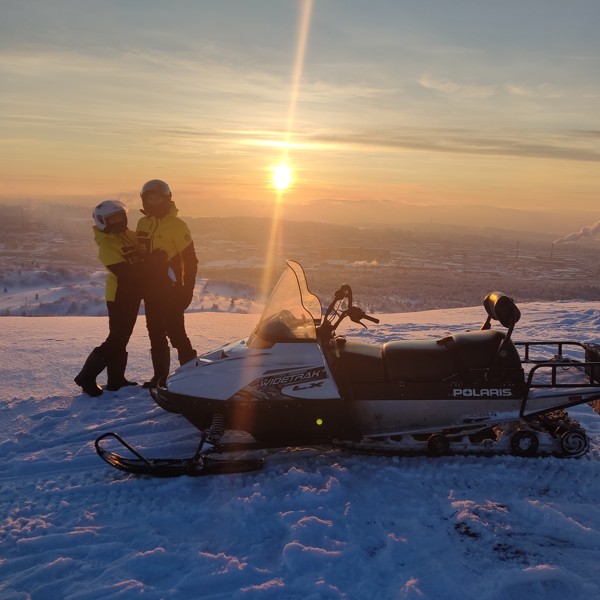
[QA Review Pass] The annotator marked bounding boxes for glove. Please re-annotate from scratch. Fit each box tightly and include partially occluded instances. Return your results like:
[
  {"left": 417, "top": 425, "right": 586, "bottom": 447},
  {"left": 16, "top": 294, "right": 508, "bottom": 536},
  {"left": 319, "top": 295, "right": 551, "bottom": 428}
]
[
  {"left": 178, "top": 265, "right": 196, "bottom": 310},
  {"left": 145, "top": 249, "right": 168, "bottom": 272},
  {"left": 177, "top": 284, "right": 194, "bottom": 311}
]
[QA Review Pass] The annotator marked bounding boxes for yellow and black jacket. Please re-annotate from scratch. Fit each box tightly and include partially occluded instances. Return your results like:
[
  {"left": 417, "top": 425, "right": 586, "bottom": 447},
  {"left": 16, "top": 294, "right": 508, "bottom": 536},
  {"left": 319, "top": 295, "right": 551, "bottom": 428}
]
[
  {"left": 136, "top": 205, "right": 198, "bottom": 301},
  {"left": 93, "top": 227, "right": 142, "bottom": 302}
]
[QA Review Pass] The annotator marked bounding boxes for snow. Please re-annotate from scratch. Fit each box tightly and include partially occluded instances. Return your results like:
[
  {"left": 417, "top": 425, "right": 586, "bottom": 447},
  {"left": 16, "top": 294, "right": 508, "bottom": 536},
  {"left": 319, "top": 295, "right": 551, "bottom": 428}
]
[
  {"left": 0, "top": 272, "right": 261, "bottom": 317},
  {"left": 2, "top": 301, "right": 600, "bottom": 600}
]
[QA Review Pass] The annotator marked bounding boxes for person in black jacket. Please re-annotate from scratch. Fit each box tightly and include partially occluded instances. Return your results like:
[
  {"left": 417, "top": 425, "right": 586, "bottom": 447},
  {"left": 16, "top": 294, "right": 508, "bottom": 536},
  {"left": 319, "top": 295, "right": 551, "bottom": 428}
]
[
  {"left": 136, "top": 179, "right": 198, "bottom": 388},
  {"left": 74, "top": 200, "right": 142, "bottom": 396}
]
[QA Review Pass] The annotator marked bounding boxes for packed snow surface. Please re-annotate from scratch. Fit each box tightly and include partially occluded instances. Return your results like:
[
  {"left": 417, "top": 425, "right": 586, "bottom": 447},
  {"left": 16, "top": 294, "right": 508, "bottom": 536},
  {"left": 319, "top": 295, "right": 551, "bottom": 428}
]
[{"left": 2, "top": 301, "right": 600, "bottom": 599}]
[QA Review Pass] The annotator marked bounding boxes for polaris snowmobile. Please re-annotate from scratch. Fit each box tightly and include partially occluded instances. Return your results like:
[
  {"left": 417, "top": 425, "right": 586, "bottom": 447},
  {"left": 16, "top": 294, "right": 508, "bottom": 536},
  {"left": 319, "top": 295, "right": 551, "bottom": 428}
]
[{"left": 96, "top": 260, "right": 600, "bottom": 476}]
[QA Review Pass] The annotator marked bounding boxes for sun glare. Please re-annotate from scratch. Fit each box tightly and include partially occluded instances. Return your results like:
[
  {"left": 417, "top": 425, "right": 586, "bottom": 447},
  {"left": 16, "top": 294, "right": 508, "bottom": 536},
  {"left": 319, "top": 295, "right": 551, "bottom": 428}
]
[{"left": 272, "top": 163, "right": 293, "bottom": 191}]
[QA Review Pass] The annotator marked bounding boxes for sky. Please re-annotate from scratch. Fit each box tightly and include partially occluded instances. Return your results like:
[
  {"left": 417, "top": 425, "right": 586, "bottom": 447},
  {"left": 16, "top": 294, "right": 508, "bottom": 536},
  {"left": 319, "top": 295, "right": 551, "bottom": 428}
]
[{"left": 1, "top": 0, "right": 600, "bottom": 230}]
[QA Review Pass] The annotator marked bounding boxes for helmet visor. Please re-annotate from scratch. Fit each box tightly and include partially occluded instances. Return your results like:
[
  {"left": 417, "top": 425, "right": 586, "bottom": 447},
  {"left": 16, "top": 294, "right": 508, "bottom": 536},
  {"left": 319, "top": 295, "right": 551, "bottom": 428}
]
[
  {"left": 104, "top": 211, "right": 127, "bottom": 226},
  {"left": 143, "top": 191, "right": 169, "bottom": 206}
]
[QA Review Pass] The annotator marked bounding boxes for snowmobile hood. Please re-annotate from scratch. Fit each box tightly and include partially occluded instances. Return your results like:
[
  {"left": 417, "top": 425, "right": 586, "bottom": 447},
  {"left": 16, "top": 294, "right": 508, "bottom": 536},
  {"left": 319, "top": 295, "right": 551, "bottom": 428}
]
[{"left": 165, "top": 339, "right": 338, "bottom": 401}]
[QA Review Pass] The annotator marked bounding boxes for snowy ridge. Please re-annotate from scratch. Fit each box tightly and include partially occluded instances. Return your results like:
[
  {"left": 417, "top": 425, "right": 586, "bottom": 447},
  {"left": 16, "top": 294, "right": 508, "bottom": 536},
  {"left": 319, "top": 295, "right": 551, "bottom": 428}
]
[
  {"left": 1, "top": 301, "right": 600, "bottom": 599},
  {"left": 0, "top": 274, "right": 261, "bottom": 317}
]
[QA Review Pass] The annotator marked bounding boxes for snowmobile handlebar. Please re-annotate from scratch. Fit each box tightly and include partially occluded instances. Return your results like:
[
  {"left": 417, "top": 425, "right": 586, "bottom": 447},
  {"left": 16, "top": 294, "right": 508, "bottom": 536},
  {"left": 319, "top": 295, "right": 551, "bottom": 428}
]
[
  {"left": 322, "top": 284, "right": 379, "bottom": 332},
  {"left": 346, "top": 305, "right": 380, "bottom": 326},
  {"left": 323, "top": 284, "right": 352, "bottom": 320},
  {"left": 363, "top": 314, "right": 380, "bottom": 325}
]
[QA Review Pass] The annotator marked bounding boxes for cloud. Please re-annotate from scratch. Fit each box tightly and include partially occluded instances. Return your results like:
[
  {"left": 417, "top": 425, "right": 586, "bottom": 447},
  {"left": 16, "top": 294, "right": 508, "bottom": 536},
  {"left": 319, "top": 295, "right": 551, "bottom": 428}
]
[
  {"left": 505, "top": 83, "right": 563, "bottom": 98},
  {"left": 303, "top": 127, "right": 600, "bottom": 163},
  {"left": 506, "top": 84, "right": 534, "bottom": 97},
  {"left": 418, "top": 75, "right": 495, "bottom": 99}
]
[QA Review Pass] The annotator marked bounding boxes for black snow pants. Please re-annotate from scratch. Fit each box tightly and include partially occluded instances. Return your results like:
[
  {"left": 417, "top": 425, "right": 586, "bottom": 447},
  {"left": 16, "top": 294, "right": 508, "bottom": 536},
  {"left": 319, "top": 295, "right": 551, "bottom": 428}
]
[{"left": 98, "top": 288, "right": 141, "bottom": 357}]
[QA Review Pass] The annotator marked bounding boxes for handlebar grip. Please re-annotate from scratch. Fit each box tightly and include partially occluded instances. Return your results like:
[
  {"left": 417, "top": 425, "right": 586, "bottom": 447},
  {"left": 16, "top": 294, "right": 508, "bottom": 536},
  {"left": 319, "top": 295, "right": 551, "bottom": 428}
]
[{"left": 364, "top": 315, "right": 379, "bottom": 324}]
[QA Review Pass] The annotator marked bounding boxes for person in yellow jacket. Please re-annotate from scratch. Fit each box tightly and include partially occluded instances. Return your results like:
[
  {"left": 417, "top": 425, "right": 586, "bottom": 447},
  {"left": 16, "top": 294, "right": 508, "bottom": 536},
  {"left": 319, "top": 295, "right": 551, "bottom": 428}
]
[
  {"left": 74, "top": 200, "right": 143, "bottom": 396},
  {"left": 137, "top": 179, "right": 198, "bottom": 388}
]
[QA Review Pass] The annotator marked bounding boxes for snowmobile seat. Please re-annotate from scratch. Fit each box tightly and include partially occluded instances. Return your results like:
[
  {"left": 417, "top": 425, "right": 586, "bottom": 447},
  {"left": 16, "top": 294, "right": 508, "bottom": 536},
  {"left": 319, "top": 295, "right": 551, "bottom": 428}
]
[
  {"left": 382, "top": 339, "right": 456, "bottom": 382},
  {"left": 333, "top": 339, "right": 386, "bottom": 382},
  {"left": 382, "top": 330, "right": 522, "bottom": 383}
]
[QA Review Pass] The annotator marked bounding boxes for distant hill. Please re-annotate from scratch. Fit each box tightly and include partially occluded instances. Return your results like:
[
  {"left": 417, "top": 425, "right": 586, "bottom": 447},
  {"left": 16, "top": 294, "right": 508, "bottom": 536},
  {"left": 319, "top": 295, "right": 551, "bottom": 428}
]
[{"left": 3, "top": 197, "right": 598, "bottom": 238}]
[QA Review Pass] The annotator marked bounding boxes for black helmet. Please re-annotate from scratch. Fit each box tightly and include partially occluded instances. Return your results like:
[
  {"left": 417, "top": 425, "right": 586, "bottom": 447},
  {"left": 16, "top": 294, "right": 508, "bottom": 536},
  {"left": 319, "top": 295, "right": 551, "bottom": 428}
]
[
  {"left": 140, "top": 179, "right": 173, "bottom": 217},
  {"left": 140, "top": 179, "right": 172, "bottom": 200}
]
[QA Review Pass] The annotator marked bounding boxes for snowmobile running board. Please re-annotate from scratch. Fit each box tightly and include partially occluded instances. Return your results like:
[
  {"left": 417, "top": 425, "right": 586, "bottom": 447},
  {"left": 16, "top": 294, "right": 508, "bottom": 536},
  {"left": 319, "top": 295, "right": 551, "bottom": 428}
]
[
  {"left": 95, "top": 407, "right": 591, "bottom": 478},
  {"left": 94, "top": 432, "right": 265, "bottom": 477}
]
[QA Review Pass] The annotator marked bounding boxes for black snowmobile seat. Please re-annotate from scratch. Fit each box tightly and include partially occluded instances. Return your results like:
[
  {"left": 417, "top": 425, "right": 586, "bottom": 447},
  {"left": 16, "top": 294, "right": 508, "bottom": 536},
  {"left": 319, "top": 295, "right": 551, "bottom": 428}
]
[
  {"left": 333, "top": 339, "right": 386, "bottom": 382},
  {"left": 382, "top": 338, "right": 457, "bottom": 382},
  {"left": 382, "top": 330, "right": 521, "bottom": 383}
]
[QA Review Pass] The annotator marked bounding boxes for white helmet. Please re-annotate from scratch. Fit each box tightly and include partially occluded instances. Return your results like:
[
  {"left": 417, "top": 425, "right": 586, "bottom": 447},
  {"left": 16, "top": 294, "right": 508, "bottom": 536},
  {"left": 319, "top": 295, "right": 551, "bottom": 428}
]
[{"left": 93, "top": 199, "right": 128, "bottom": 232}]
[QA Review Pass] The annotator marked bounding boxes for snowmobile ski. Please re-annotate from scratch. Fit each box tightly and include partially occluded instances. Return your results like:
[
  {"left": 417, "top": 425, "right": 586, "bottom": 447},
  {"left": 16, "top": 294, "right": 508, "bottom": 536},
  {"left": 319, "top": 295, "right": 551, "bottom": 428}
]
[{"left": 94, "top": 432, "right": 264, "bottom": 477}]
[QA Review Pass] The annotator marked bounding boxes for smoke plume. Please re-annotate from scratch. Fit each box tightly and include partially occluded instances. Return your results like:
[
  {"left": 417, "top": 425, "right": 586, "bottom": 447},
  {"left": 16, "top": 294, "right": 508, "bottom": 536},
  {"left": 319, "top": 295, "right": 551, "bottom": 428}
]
[{"left": 554, "top": 221, "right": 600, "bottom": 244}]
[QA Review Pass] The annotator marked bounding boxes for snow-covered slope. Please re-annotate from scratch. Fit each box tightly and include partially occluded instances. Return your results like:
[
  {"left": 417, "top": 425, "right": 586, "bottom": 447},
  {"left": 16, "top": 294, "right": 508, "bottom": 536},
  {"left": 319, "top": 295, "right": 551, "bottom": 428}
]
[
  {"left": 0, "top": 272, "right": 260, "bottom": 317},
  {"left": 1, "top": 302, "right": 600, "bottom": 599}
]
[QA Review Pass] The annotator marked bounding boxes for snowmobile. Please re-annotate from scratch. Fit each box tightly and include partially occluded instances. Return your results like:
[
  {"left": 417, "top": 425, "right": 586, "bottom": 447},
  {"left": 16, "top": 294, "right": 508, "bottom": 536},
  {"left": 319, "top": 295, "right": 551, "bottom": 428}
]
[{"left": 96, "top": 260, "right": 600, "bottom": 476}]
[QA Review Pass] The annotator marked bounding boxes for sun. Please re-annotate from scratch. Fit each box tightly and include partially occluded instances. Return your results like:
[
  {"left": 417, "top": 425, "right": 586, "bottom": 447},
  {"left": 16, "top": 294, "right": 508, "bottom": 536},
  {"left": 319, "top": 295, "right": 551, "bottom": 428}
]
[{"left": 271, "top": 163, "right": 293, "bottom": 191}]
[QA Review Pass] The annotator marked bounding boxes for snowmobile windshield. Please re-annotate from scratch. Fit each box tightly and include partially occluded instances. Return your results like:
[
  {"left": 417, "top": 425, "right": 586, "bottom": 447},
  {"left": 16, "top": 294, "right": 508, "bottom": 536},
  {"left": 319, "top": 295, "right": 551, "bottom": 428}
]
[{"left": 248, "top": 261, "right": 322, "bottom": 348}]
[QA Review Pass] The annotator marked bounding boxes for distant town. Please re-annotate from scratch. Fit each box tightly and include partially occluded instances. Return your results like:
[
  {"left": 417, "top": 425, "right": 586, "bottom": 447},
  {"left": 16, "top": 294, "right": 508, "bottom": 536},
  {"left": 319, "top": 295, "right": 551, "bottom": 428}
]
[{"left": 1, "top": 202, "right": 599, "bottom": 316}]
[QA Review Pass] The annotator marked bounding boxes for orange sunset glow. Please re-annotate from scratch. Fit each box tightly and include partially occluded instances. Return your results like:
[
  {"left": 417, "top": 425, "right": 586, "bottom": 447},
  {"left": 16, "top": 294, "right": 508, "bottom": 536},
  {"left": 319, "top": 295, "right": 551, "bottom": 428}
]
[{"left": 1, "top": 1, "right": 599, "bottom": 234}]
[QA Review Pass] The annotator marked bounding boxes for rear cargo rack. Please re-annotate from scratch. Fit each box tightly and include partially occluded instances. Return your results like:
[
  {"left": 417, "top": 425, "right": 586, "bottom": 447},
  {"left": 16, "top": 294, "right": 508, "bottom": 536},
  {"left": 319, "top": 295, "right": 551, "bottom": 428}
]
[{"left": 514, "top": 341, "right": 600, "bottom": 417}]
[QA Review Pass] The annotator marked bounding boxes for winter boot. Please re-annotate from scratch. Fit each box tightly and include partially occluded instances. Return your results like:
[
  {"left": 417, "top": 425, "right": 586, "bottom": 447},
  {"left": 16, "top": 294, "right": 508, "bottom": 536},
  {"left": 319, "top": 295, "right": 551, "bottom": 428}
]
[
  {"left": 143, "top": 347, "right": 171, "bottom": 389},
  {"left": 74, "top": 347, "right": 107, "bottom": 397},
  {"left": 177, "top": 346, "right": 197, "bottom": 366},
  {"left": 106, "top": 351, "right": 138, "bottom": 391}
]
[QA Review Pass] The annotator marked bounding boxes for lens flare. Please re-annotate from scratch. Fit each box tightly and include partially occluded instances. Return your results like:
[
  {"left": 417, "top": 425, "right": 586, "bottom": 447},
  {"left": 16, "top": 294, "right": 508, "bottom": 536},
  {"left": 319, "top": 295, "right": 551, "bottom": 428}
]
[{"left": 260, "top": 0, "right": 313, "bottom": 301}]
